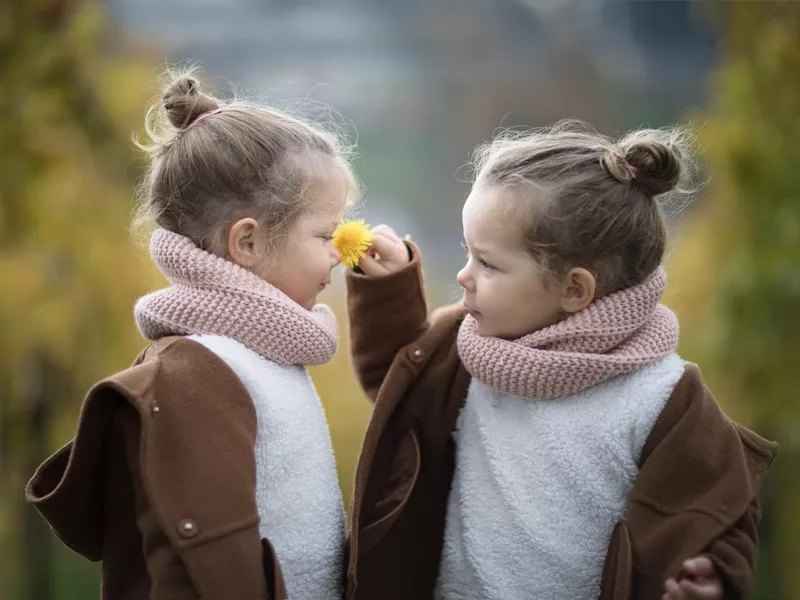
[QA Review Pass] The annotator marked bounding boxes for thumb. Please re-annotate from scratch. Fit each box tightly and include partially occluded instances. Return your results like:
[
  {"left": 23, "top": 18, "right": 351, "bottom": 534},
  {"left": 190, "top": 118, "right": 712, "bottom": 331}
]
[{"left": 357, "top": 252, "right": 389, "bottom": 277}]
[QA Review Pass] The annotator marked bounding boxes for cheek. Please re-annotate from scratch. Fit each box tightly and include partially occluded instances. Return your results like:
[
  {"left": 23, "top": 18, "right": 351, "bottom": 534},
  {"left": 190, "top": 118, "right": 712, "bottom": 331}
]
[
  {"left": 298, "top": 244, "right": 335, "bottom": 286},
  {"left": 313, "top": 244, "right": 334, "bottom": 273},
  {"left": 261, "top": 242, "right": 321, "bottom": 291},
  {"left": 473, "top": 276, "right": 509, "bottom": 309},
  {"left": 480, "top": 276, "right": 540, "bottom": 316}
]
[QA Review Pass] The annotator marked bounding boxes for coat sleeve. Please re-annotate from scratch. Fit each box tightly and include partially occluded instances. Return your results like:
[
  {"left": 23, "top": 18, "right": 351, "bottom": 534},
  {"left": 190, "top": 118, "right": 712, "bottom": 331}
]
[
  {"left": 109, "top": 400, "right": 200, "bottom": 597},
  {"left": 626, "top": 364, "right": 777, "bottom": 600},
  {"left": 114, "top": 401, "right": 287, "bottom": 600},
  {"left": 113, "top": 338, "right": 286, "bottom": 600},
  {"left": 25, "top": 338, "right": 288, "bottom": 600},
  {"left": 701, "top": 498, "right": 760, "bottom": 600},
  {"left": 700, "top": 421, "right": 775, "bottom": 599},
  {"left": 346, "top": 242, "right": 429, "bottom": 401}
]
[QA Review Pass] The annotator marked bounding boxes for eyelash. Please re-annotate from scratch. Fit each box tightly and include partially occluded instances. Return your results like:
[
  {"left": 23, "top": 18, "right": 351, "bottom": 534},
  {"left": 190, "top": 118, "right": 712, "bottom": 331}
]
[
  {"left": 320, "top": 234, "right": 334, "bottom": 242},
  {"left": 461, "top": 241, "right": 495, "bottom": 273}
]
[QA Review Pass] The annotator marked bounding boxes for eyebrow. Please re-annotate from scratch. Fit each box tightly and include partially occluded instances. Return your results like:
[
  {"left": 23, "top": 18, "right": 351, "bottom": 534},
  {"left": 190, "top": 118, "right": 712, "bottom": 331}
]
[{"left": 464, "top": 241, "right": 494, "bottom": 257}]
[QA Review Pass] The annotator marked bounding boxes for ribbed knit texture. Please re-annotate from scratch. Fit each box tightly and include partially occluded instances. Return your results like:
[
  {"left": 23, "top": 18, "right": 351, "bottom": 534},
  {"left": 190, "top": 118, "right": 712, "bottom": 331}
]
[
  {"left": 456, "top": 267, "right": 679, "bottom": 399},
  {"left": 135, "top": 229, "right": 338, "bottom": 366}
]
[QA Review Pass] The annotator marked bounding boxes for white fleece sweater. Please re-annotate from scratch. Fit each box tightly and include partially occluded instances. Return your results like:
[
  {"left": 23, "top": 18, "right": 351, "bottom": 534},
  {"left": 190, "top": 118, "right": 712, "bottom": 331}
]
[
  {"left": 189, "top": 334, "right": 344, "bottom": 600},
  {"left": 435, "top": 353, "right": 686, "bottom": 600}
]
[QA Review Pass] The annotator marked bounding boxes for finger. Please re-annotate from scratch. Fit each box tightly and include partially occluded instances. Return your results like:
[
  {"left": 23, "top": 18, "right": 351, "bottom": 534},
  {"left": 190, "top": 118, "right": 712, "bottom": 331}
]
[
  {"left": 357, "top": 252, "right": 389, "bottom": 277},
  {"left": 370, "top": 231, "right": 406, "bottom": 253},
  {"left": 678, "top": 579, "right": 723, "bottom": 599},
  {"left": 682, "top": 557, "right": 716, "bottom": 579},
  {"left": 371, "top": 224, "right": 399, "bottom": 239},
  {"left": 664, "top": 578, "right": 685, "bottom": 600},
  {"left": 369, "top": 233, "right": 400, "bottom": 252}
]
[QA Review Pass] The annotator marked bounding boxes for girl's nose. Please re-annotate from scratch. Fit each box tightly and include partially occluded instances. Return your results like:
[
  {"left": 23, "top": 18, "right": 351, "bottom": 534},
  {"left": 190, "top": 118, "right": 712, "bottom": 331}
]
[
  {"left": 330, "top": 246, "right": 342, "bottom": 268},
  {"left": 456, "top": 266, "right": 473, "bottom": 291}
]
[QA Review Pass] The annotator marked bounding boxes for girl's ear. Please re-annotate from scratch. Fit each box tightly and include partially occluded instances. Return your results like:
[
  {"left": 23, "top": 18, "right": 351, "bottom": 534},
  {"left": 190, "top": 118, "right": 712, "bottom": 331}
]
[
  {"left": 227, "top": 218, "right": 261, "bottom": 268},
  {"left": 560, "top": 268, "right": 596, "bottom": 314}
]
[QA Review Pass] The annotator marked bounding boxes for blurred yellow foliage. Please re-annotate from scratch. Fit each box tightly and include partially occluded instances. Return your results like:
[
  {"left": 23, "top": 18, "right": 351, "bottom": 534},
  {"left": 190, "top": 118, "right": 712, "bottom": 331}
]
[
  {"left": 666, "top": 2, "right": 800, "bottom": 595},
  {"left": 1, "top": 0, "right": 798, "bottom": 598}
]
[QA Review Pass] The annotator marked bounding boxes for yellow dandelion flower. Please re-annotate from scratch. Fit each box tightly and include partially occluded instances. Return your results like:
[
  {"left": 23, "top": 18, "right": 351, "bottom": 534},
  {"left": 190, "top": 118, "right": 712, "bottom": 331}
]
[{"left": 333, "top": 219, "right": 374, "bottom": 268}]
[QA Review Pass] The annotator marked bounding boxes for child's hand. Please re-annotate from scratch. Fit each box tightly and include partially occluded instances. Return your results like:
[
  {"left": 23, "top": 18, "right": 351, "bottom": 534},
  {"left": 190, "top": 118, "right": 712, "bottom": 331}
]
[
  {"left": 662, "top": 556, "right": 723, "bottom": 600},
  {"left": 358, "top": 225, "right": 411, "bottom": 277}
]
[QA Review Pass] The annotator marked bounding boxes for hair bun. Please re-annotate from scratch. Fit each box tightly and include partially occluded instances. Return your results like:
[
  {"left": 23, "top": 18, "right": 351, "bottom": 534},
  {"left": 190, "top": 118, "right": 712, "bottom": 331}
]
[
  {"left": 600, "top": 150, "right": 636, "bottom": 186},
  {"left": 162, "top": 76, "right": 220, "bottom": 130},
  {"left": 620, "top": 134, "right": 683, "bottom": 197}
]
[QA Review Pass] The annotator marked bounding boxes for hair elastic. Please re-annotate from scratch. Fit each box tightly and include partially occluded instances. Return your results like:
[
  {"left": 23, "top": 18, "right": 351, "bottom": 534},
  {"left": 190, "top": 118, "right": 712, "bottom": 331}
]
[{"left": 186, "top": 107, "right": 223, "bottom": 129}]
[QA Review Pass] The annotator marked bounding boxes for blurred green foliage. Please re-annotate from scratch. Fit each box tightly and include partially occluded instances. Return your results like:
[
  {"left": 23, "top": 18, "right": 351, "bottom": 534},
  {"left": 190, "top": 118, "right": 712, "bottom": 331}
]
[
  {"left": 0, "top": 1, "right": 162, "bottom": 597},
  {"left": 666, "top": 2, "right": 800, "bottom": 597}
]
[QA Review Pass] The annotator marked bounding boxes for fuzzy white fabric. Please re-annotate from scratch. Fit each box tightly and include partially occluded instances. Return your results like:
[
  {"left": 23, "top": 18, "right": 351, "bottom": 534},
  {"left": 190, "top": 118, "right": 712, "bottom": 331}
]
[
  {"left": 189, "top": 334, "right": 345, "bottom": 600},
  {"left": 435, "top": 353, "right": 686, "bottom": 600}
]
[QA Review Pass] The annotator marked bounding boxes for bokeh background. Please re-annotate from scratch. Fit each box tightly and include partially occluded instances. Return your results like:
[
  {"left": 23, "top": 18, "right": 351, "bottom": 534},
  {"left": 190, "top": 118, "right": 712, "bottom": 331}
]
[{"left": 1, "top": 0, "right": 798, "bottom": 598}]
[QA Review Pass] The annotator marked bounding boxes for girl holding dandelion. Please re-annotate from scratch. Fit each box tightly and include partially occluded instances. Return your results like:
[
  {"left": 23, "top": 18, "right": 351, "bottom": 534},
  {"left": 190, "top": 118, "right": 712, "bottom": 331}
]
[{"left": 337, "top": 121, "right": 777, "bottom": 600}]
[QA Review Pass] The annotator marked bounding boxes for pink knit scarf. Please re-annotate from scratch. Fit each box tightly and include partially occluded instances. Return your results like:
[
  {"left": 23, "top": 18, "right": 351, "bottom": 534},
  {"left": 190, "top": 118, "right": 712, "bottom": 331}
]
[
  {"left": 134, "top": 229, "right": 338, "bottom": 366},
  {"left": 456, "top": 268, "right": 679, "bottom": 399}
]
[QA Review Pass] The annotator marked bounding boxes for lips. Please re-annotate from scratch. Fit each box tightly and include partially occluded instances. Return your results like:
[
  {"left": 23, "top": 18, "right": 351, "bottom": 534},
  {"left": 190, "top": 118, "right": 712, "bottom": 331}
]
[{"left": 463, "top": 303, "right": 481, "bottom": 317}]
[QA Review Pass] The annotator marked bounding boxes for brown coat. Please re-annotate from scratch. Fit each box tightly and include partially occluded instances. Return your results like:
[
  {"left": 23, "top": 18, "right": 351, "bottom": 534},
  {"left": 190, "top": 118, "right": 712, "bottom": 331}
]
[
  {"left": 344, "top": 248, "right": 778, "bottom": 600},
  {"left": 26, "top": 336, "right": 287, "bottom": 600}
]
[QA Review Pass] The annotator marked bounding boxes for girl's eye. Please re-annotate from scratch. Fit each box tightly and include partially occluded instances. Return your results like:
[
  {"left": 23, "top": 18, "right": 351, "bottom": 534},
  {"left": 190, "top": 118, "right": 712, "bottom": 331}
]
[
  {"left": 462, "top": 241, "right": 494, "bottom": 272},
  {"left": 320, "top": 234, "right": 334, "bottom": 242}
]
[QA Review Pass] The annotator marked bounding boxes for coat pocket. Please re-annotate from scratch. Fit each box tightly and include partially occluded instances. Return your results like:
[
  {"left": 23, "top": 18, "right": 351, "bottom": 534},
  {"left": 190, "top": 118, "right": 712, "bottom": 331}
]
[
  {"left": 359, "top": 429, "right": 421, "bottom": 554},
  {"left": 600, "top": 520, "right": 633, "bottom": 600}
]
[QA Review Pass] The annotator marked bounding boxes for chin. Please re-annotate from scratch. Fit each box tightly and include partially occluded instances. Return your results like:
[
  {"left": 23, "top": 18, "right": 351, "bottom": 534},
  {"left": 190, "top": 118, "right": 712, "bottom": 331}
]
[
  {"left": 477, "top": 322, "right": 519, "bottom": 340},
  {"left": 290, "top": 292, "right": 315, "bottom": 310},
  {"left": 474, "top": 322, "right": 493, "bottom": 337}
]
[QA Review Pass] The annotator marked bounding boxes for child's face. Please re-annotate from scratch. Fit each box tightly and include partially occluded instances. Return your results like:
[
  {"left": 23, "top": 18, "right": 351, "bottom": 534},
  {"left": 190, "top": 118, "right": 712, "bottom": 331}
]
[
  {"left": 457, "top": 185, "right": 565, "bottom": 339},
  {"left": 258, "top": 171, "right": 349, "bottom": 310}
]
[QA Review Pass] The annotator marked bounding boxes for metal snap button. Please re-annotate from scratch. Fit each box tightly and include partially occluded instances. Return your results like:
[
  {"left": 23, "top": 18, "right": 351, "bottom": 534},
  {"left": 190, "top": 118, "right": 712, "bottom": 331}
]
[
  {"left": 409, "top": 348, "right": 424, "bottom": 363},
  {"left": 178, "top": 519, "right": 199, "bottom": 538}
]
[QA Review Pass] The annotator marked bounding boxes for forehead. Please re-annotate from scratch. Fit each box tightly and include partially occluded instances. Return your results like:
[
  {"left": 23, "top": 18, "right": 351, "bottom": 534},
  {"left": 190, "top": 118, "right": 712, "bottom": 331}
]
[
  {"left": 303, "top": 165, "right": 354, "bottom": 222},
  {"left": 462, "top": 185, "right": 527, "bottom": 248}
]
